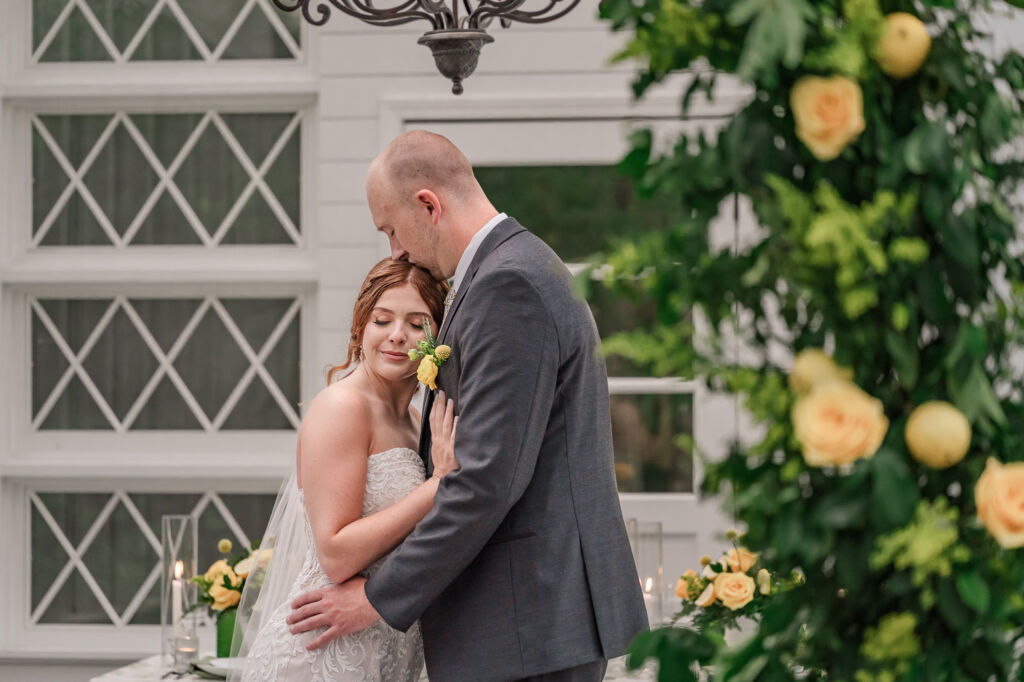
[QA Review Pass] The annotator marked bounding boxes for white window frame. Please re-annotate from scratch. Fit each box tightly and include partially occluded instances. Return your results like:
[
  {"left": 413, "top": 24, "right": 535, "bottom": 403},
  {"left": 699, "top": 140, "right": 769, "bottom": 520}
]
[
  {"left": 379, "top": 90, "right": 752, "bottom": 601},
  {"left": 0, "top": 0, "right": 321, "bottom": 658}
]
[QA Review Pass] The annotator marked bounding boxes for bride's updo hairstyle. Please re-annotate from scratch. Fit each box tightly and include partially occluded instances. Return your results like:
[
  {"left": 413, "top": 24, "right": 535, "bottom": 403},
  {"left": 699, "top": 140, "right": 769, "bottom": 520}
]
[{"left": 328, "top": 258, "right": 448, "bottom": 384}]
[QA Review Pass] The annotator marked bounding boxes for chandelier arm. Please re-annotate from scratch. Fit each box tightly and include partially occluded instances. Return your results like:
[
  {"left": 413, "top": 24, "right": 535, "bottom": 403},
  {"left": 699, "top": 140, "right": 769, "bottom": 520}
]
[
  {"left": 469, "top": 0, "right": 580, "bottom": 27},
  {"left": 273, "top": 0, "right": 443, "bottom": 28}
]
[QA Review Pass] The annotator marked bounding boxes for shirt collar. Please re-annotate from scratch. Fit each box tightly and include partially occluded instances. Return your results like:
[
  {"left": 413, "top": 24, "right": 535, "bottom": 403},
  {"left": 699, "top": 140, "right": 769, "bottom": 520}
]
[{"left": 452, "top": 212, "right": 506, "bottom": 292}]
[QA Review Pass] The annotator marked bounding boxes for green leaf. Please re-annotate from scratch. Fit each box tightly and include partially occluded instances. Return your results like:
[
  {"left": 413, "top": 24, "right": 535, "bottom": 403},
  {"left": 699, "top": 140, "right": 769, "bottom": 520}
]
[
  {"left": 618, "top": 129, "right": 653, "bottom": 177},
  {"left": 956, "top": 570, "right": 991, "bottom": 613},
  {"left": 884, "top": 329, "right": 919, "bottom": 389},
  {"left": 817, "top": 492, "right": 869, "bottom": 529},
  {"left": 871, "top": 447, "right": 919, "bottom": 531}
]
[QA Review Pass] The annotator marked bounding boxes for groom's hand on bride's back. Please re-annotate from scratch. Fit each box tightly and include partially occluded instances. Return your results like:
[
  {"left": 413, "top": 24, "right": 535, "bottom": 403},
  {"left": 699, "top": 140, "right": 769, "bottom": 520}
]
[{"left": 287, "top": 577, "right": 381, "bottom": 650}]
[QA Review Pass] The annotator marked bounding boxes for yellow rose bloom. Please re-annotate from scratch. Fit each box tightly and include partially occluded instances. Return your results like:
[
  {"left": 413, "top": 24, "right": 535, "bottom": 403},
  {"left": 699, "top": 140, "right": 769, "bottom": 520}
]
[
  {"left": 675, "top": 569, "right": 698, "bottom": 600},
  {"left": 209, "top": 577, "right": 242, "bottom": 611},
  {"left": 975, "top": 458, "right": 1024, "bottom": 548},
  {"left": 204, "top": 559, "right": 232, "bottom": 583},
  {"left": 714, "top": 572, "right": 756, "bottom": 610},
  {"left": 724, "top": 547, "right": 759, "bottom": 573},
  {"left": 791, "top": 76, "right": 866, "bottom": 161},
  {"left": 417, "top": 357, "right": 438, "bottom": 390},
  {"left": 788, "top": 349, "right": 853, "bottom": 394},
  {"left": 792, "top": 380, "right": 888, "bottom": 467}
]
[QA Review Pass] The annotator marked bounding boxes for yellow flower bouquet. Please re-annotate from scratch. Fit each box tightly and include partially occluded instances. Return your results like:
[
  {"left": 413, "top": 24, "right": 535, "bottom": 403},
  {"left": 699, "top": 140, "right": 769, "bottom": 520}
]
[
  {"left": 191, "top": 538, "right": 260, "bottom": 657},
  {"left": 673, "top": 532, "right": 802, "bottom": 633}
]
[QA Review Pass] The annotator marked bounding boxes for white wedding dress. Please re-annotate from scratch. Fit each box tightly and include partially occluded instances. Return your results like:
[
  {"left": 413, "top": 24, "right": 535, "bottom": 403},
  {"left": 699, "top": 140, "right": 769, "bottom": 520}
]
[{"left": 240, "top": 447, "right": 426, "bottom": 682}]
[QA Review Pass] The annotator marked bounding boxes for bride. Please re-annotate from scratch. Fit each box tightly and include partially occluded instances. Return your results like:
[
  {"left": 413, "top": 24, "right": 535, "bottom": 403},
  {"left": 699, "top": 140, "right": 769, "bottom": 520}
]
[{"left": 230, "top": 258, "right": 457, "bottom": 681}]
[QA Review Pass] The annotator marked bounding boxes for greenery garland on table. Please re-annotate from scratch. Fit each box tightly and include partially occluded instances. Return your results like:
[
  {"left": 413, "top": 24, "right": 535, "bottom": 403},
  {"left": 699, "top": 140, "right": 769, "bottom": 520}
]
[{"left": 595, "top": 0, "right": 1024, "bottom": 679}]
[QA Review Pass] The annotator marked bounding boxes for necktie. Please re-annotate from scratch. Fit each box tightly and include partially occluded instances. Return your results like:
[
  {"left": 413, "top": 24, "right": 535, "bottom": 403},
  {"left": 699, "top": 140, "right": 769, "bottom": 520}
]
[{"left": 443, "top": 286, "right": 456, "bottom": 321}]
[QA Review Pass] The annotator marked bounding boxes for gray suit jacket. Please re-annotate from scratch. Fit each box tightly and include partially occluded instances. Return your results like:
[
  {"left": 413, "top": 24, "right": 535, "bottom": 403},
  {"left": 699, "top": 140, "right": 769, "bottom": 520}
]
[{"left": 365, "top": 218, "right": 648, "bottom": 681}]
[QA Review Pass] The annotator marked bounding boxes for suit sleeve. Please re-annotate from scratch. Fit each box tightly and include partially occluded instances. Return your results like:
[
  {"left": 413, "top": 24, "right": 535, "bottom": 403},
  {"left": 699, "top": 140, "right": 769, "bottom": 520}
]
[{"left": 364, "top": 267, "right": 558, "bottom": 631}]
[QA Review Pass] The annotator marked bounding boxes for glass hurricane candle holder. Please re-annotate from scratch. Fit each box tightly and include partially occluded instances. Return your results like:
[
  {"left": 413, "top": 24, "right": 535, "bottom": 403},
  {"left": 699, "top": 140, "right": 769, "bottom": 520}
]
[
  {"left": 161, "top": 514, "right": 198, "bottom": 670},
  {"left": 626, "top": 518, "right": 664, "bottom": 626}
]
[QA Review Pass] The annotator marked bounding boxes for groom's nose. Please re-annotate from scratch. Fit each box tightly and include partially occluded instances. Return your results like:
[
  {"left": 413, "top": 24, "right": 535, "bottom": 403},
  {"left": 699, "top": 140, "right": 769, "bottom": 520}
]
[{"left": 388, "top": 234, "right": 409, "bottom": 261}]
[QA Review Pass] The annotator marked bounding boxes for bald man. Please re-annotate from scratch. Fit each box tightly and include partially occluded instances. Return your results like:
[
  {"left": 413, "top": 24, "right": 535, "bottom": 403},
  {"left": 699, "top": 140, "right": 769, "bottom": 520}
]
[{"left": 288, "top": 131, "right": 648, "bottom": 681}]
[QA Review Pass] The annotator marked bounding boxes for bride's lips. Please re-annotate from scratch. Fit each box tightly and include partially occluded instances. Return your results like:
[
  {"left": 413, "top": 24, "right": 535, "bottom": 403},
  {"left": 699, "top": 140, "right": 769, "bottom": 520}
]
[{"left": 380, "top": 350, "right": 410, "bottom": 361}]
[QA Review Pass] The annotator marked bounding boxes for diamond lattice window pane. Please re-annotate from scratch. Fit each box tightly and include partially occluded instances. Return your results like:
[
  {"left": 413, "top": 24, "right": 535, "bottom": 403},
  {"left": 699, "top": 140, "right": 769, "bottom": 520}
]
[
  {"left": 32, "top": 112, "right": 302, "bottom": 247},
  {"left": 129, "top": 4, "right": 204, "bottom": 61},
  {"left": 81, "top": 501, "right": 156, "bottom": 617},
  {"left": 83, "top": 0, "right": 158, "bottom": 53},
  {"left": 32, "top": 297, "right": 301, "bottom": 431},
  {"left": 30, "top": 491, "right": 275, "bottom": 625},
  {"left": 82, "top": 125, "right": 160, "bottom": 239},
  {"left": 80, "top": 308, "right": 160, "bottom": 422},
  {"left": 33, "top": 0, "right": 301, "bottom": 62}
]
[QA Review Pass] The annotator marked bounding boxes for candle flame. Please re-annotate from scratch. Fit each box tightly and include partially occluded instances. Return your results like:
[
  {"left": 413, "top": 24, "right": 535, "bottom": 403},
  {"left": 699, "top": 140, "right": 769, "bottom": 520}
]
[
  {"left": 174, "top": 560, "right": 184, "bottom": 579},
  {"left": 644, "top": 577, "right": 653, "bottom": 592}
]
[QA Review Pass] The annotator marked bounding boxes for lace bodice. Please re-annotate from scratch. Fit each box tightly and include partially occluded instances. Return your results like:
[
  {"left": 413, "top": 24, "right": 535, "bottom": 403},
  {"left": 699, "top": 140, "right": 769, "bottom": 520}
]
[{"left": 242, "top": 447, "right": 426, "bottom": 681}]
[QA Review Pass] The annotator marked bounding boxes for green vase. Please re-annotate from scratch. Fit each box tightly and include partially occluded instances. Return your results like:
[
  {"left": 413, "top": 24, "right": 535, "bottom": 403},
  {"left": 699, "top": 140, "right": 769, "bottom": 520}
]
[{"left": 216, "top": 608, "right": 237, "bottom": 658}]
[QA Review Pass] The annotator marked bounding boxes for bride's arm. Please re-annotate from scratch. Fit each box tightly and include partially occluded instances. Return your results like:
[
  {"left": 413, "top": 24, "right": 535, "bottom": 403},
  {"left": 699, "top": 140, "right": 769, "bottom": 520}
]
[{"left": 300, "top": 388, "right": 453, "bottom": 585}]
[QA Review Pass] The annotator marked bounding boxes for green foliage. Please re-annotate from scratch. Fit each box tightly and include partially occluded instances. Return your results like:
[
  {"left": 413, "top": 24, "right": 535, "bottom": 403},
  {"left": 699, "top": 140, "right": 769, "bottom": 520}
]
[{"left": 597, "top": 0, "right": 1024, "bottom": 677}]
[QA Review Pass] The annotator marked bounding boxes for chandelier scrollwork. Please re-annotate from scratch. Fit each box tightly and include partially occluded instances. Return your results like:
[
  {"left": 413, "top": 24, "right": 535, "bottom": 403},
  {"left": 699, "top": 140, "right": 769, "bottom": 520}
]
[{"left": 271, "top": 0, "right": 583, "bottom": 94}]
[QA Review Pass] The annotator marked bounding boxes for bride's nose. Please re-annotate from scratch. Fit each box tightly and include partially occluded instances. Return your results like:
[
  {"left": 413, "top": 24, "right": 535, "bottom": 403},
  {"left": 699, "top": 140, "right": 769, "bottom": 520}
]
[{"left": 386, "top": 322, "right": 406, "bottom": 343}]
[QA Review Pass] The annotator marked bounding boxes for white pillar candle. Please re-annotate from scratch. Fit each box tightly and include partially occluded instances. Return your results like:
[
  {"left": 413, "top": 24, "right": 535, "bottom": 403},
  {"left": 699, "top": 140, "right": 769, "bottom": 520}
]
[{"left": 172, "top": 560, "right": 184, "bottom": 635}]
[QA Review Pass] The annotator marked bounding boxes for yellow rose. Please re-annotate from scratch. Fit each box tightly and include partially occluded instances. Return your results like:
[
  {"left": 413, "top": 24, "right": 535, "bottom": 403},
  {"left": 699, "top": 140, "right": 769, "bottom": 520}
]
[
  {"left": 208, "top": 577, "right": 242, "bottom": 611},
  {"left": 714, "top": 572, "right": 756, "bottom": 611},
  {"left": 792, "top": 380, "right": 888, "bottom": 467},
  {"left": 723, "top": 547, "right": 759, "bottom": 573},
  {"left": 676, "top": 569, "right": 698, "bottom": 600},
  {"left": 204, "top": 559, "right": 232, "bottom": 583},
  {"left": 417, "top": 357, "right": 438, "bottom": 390},
  {"left": 789, "top": 349, "right": 854, "bottom": 393},
  {"left": 791, "top": 76, "right": 866, "bottom": 161},
  {"left": 905, "top": 401, "right": 971, "bottom": 469},
  {"left": 975, "top": 458, "right": 1024, "bottom": 548}
]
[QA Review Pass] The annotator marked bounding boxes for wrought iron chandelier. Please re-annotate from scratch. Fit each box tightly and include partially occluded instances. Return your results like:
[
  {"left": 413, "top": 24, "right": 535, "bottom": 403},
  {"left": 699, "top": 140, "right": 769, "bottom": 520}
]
[{"left": 272, "top": 0, "right": 583, "bottom": 94}]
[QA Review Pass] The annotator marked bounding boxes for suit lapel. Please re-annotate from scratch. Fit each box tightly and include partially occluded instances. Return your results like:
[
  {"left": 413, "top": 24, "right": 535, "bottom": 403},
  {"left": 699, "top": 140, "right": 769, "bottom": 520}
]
[
  {"left": 417, "top": 389, "right": 434, "bottom": 473},
  {"left": 438, "top": 217, "right": 525, "bottom": 344}
]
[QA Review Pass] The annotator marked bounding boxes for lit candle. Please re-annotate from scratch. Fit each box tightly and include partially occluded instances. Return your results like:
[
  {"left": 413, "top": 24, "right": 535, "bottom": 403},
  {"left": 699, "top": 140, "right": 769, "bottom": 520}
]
[{"left": 172, "top": 560, "right": 184, "bottom": 636}]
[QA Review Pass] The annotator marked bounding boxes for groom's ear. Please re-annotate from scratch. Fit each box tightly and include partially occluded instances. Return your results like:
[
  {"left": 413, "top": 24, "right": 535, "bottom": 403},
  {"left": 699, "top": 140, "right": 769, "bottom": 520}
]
[{"left": 415, "top": 190, "right": 442, "bottom": 224}]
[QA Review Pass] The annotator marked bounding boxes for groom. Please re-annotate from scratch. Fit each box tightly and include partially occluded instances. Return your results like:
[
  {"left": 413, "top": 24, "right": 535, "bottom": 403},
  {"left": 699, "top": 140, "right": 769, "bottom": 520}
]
[{"left": 288, "top": 131, "right": 648, "bottom": 681}]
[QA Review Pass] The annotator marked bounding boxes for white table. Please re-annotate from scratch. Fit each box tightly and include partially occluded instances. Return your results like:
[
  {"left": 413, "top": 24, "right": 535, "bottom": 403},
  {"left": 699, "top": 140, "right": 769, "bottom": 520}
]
[{"left": 90, "top": 654, "right": 656, "bottom": 681}]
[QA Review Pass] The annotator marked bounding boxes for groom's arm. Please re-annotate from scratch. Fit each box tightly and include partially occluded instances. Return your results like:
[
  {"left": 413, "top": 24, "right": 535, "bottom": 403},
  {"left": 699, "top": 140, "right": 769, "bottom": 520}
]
[{"left": 364, "top": 266, "right": 559, "bottom": 631}]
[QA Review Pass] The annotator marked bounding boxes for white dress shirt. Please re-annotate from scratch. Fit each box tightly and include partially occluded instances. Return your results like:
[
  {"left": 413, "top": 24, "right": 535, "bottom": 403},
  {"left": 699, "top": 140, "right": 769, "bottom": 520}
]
[{"left": 452, "top": 212, "right": 507, "bottom": 293}]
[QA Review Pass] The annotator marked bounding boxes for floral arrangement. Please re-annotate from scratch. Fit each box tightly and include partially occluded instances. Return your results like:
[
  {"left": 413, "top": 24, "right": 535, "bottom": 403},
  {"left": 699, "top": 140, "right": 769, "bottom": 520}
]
[
  {"left": 672, "top": 532, "right": 803, "bottom": 635},
  {"left": 408, "top": 318, "right": 451, "bottom": 391},
  {"left": 594, "top": 0, "right": 1024, "bottom": 678},
  {"left": 192, "top": 538, "right": 257, "bottom": 615},
  {"left": 192, "top": 538, "right": 264, "bottom": 657}
]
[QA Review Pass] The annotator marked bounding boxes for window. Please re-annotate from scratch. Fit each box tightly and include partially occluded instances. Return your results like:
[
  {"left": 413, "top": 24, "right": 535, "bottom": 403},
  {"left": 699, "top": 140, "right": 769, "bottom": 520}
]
[
  {"left": 31, "top": 0, "right": 301, "bottom": 63},
  {"left": 475, "top": 164, "right": 694, "bottom": 492},
  {"left": 2, "top": 1, "right": 312, "bottom": 658}
]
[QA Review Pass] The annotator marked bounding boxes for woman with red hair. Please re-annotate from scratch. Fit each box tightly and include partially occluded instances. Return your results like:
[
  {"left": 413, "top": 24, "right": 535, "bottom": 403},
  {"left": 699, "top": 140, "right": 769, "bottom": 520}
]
[{"left": 233, "top": 258, "right": 456, "bottom": 681}]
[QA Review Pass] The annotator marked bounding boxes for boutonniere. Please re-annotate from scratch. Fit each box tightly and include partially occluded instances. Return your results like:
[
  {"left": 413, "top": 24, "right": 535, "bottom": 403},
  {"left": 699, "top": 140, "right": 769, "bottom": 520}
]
[{"left": 408, "top": 317, "right": 451, "bottom": 391}]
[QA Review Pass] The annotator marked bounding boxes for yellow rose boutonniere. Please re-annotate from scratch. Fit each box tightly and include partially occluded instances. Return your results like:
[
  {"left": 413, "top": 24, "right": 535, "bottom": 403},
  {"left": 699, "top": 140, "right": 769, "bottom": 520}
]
[{"left": 409, "top": 318, "right": 451, "bottom": 391}]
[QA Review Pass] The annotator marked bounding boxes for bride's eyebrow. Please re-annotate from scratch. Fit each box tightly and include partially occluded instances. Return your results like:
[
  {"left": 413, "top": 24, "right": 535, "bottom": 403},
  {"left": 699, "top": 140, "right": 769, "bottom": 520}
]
[{"left": 371, "top": 307, "right": 430, "bottom": 319}]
